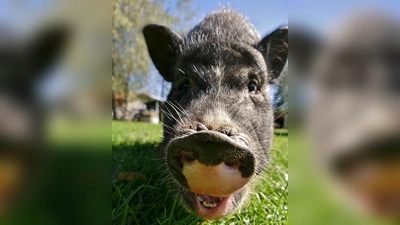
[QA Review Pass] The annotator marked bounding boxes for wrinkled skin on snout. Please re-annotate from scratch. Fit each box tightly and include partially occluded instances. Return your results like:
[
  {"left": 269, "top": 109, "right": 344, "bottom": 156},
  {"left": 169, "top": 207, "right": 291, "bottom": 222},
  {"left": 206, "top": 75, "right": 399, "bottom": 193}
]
[{"left": 143, "top": 8, "right": 288, "bottom": 220}]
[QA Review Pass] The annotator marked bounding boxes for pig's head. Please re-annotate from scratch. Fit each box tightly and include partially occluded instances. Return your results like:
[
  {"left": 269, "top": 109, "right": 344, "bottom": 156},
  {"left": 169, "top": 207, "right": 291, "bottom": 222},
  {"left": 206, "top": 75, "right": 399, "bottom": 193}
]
[{"left": 143, "top": 9, "right": 288, "bottom": 220}]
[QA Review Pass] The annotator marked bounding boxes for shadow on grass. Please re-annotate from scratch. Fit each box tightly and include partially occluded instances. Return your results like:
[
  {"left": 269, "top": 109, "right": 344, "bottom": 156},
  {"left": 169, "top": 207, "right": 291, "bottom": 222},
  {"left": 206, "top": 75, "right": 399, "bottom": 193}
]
[
  {"left": 3, "top": 145, "right": 110, "bottom": 225},
  {"left": 112, "top": 141, "right": 202, "bottom": 225}
]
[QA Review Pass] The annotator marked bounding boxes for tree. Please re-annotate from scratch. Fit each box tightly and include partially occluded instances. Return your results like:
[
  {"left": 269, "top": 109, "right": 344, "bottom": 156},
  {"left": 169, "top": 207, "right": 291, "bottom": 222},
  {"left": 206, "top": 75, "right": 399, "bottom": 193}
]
[{"left": 112, "top": 0, "right": 197, "bottom": 120}]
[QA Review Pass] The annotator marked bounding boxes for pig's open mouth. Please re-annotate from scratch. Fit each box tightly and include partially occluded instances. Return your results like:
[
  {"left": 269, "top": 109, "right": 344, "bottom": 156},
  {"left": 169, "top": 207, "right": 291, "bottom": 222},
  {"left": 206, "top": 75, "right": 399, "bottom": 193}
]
[
  {"left": 196, "top": 194, "right": 226, "bottom": 208},
  {"left": 193, "top": 193, "right": 232, "bottom": 220}
]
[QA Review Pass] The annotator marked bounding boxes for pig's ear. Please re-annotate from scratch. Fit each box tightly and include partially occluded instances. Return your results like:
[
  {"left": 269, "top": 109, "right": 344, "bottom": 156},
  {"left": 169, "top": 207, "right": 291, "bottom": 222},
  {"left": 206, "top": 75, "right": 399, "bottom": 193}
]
[
  {"left": 28, "top": 26, "right": 69, "bottom": 77},
  {"left": 143, "top": 25, "right": 183, "bottom": 82},
  {"left": 258, "top": 26, "right": 288, "bottom": 83}
]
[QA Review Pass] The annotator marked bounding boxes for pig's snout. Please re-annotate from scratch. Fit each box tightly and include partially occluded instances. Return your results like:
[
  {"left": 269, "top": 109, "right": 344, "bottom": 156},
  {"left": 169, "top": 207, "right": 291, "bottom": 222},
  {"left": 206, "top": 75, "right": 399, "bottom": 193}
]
[{"left": 166, "top": 130, "right": 255, "bottom": 196}]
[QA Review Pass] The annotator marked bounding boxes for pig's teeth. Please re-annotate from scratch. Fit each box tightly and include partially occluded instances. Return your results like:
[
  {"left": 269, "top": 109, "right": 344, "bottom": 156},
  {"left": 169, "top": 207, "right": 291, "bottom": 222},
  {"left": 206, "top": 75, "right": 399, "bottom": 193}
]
[
  {"left": 202, "top": 201, "right": 217, "bottom": 208},
  {"left": 196, "top": 194, "right": 226, "bottom": 208}
]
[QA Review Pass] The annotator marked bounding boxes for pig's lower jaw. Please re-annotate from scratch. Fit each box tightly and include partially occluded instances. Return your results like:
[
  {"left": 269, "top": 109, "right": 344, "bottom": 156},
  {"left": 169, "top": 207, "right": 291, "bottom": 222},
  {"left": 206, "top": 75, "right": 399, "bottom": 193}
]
[{"left": 193, "top": 193, "right": 233, "bottom": 220}]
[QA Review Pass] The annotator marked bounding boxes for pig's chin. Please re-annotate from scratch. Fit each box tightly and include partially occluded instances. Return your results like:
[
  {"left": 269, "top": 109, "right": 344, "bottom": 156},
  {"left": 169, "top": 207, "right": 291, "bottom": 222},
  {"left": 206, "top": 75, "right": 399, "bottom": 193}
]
[{"left": 192, "top": 192, "right": 234, "bottom": 220}]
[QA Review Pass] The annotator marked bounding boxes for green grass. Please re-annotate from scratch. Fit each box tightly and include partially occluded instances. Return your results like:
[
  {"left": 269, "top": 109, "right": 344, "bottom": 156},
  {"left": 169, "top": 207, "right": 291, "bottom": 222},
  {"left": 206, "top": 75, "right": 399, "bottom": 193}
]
[{"left": 112, "top": 121, "right": 288, "bottom": 224}]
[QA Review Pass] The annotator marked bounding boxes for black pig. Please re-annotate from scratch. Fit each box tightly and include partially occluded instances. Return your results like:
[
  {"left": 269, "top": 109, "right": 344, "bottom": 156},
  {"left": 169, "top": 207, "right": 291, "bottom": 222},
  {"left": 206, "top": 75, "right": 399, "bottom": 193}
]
[{"left": 143, "top": 8, "right": 288, "bottom": 220}]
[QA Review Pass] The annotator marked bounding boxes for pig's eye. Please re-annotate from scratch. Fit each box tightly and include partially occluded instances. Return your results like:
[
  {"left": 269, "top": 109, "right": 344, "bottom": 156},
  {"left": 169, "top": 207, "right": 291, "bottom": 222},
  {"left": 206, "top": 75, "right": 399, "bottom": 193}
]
[
  {"left": 248, "top": 82, "right": 258, "bottom": 93},
  {"left": 178, "top": 79, "right": 190, "bottom": 91}
]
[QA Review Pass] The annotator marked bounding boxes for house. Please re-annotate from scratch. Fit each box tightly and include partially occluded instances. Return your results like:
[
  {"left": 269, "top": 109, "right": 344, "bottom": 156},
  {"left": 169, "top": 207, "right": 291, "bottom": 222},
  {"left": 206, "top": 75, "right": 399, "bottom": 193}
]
[
  {"left": 112, "top": 93, "right": 146, "bottom": 121},
  {"left": 138, "top": 93, "right": 163, "bottom": 124},
  {"left": 112, "top": 92, "right": 164, "bottom": 123}
]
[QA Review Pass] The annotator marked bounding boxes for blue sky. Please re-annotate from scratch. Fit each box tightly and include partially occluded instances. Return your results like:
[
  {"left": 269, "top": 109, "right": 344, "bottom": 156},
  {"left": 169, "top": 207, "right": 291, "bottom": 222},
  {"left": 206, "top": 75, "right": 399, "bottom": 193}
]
[
  {"left": 1, "top": 0, "right": 399, "bottom": 36},
  {"left": 185, "top": 0, "right": 400, "bottom": 35}
]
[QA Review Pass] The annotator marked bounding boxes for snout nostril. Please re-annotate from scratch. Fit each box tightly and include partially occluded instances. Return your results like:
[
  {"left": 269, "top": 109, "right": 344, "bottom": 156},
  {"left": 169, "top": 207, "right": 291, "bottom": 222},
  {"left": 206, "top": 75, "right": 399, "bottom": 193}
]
[
  {"left": 181, "top": 151, "right": 196, "bottom": 162},
  {"left": 224, "top": 158, "right": 240, "bottom": 167},
  {"left": 219, "top": 128, "right": 236, "bottom": 136},
  {"left": 196, "top": 123, "right": 208, "bottom": 131}
]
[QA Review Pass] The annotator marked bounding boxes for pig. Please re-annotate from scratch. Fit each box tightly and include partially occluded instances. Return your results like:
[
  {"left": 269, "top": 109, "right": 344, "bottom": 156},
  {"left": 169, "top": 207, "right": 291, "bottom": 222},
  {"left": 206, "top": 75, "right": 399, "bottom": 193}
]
[
  {"left": 143, "top": 8, "right": 288, "bottom": 220},
  {"left": 292, "top": 10, "right": 400, "bottom": 218}
]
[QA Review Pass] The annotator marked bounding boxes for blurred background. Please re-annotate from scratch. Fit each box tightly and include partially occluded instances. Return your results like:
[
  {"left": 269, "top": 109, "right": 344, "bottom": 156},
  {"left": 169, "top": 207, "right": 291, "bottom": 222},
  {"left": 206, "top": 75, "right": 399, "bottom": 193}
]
[
  {"left": 290, "top": 0, "right": 400, "bottom": 224},
  {"left": 0, "top": 0, "right": 110, "bottom": 224}
]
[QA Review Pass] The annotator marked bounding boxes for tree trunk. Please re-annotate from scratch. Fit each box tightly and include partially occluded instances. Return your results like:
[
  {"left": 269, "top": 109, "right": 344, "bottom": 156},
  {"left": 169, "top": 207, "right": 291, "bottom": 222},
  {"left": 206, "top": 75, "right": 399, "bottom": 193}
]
[{"left": 112, "top": 90, "right": 118, "bottom": 120}]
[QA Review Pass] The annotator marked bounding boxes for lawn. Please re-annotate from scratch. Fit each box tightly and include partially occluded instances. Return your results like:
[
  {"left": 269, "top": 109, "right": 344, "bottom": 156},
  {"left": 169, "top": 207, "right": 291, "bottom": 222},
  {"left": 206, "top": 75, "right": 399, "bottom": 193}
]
[{"left": 112, "top": 121, "right": 288, "bottom": 225}]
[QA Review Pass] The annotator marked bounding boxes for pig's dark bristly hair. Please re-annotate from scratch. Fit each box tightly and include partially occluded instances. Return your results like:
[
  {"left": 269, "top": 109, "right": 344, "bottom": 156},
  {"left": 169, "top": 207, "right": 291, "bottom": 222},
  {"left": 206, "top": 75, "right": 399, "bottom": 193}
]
[{"left": 186, "top": 8, "right": 261, "bottom": 47}]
